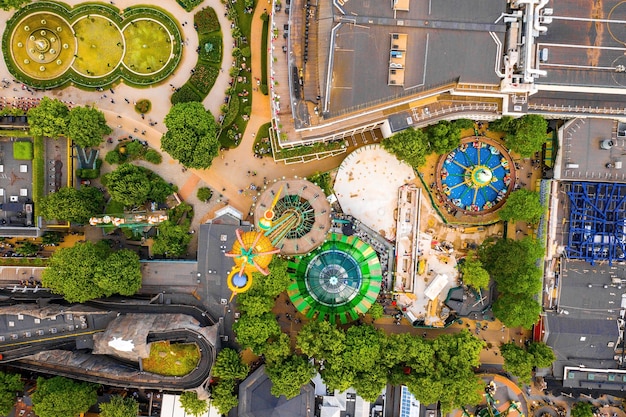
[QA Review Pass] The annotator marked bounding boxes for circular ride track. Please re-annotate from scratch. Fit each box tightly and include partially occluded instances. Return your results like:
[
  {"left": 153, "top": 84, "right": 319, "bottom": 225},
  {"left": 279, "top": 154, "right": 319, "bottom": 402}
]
[
  {"left": 436, "top": 136, "right": 516, "bottom": 215},
  {"left": 3, "top": 2, "right": 182, "bottom": 88},
  {"left": 287, "top": 233, "right": 382, "bottom": 324}
]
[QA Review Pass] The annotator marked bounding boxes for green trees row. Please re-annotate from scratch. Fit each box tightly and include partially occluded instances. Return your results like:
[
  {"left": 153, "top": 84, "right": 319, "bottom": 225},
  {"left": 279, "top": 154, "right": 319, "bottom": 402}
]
[
  {"left": 210, "top": 348, "right": 250, "bottom": 414},
  {"left": 39, "top": 186, "right": 104, "bottom": 224},
  {"left": 102, "top": 163, "right": 174, "bottom": 208},
  {"left": 500, "top": 342, "right": 555, "bottom": 383},
  {"left": 27, "top": 97, "right": 112, "bottom": 147},
  {"left": 489, "top": 115, "right": 548, "bottom": 158},
  {"left": 382, "top": 119, "right": 472, "bottom": 168},
  {"left": 480, "top": 237, "right": 543, "bottom": 329},
  {"left": 498, "top": 189, "right": 545, "bottom": 224},
  {"left": 42, "top": 241, "right": 142, "bottom": 303}
]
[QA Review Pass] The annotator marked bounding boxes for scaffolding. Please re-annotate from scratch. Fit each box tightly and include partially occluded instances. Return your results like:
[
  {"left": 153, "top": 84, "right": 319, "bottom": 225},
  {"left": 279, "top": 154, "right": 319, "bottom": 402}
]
[{"left": 566, "top": 182, "right": 626, "bottom": 265}]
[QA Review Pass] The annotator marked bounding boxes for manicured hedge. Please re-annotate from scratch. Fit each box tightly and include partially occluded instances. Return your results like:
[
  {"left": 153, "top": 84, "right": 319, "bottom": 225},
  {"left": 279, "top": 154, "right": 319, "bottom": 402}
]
[
  {"left": 177, "top": 0, "right": 203, "bottom": 12},
  {"left": 199, "top": 34, "right": 223, "bottom": 63},
  {"left": 194, "top": 7, "right": 220, "bottom": 34},
  {"left": 190, "top": 63, "right": 220, "bottom": 94},
  {"left": 171, "top": 83, "right": 203, "bottom": 103}
]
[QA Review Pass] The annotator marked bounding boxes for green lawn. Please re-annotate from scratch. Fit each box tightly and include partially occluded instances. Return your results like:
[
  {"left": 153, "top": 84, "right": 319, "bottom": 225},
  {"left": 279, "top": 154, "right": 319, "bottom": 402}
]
[
  {"left": 73, "top": 15, "right": 124, "bottom": 76},
  {"left": 13, "top": 141, "right": 33, "bottom": 160},
  {"left": 142, "top": 341, "right": 200, "bottom": 376},
  {"left": 122, "top": 20, "right": 173, "bottom": 74}
]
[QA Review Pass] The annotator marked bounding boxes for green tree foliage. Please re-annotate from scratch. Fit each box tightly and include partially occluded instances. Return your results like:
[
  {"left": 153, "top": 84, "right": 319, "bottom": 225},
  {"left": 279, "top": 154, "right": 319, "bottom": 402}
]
[
  {"left": 382, "top": 127, "right": 429, "bottom": 168},
  {"left": 32, "top": 376, "right": 98, "bottom": 417},
  {"left": 162, "top": 102, "right": 220, "bottom": 169},
  {"left": 103, "top": 164, "right": 173, "bottom": 207},
  {"left": 67, "top": 106, "right": 112, "bottom": 148},
  {"left": 236, "top": 288, "right": 275, "bottom": 317},
  {"left": 99, "top": 395, "right": 139, "bottom": 417},
  {"left": 489, "top": 115, "right": 548, "bottom": 157},
  {"left": 197, "top": 187, "right": 213, "bottom": 202},
  {"left": 425, "top": 120, "right": 462, "bottom": 155},
  {"left": 459, "top": 251, "right": 490, "bottom": 290},
  {"left": 453, "top": 118, "right": 475, "bottom": 129},
  {"left": 27, "top": 97, "right": 69, "bottom": 138},
  {"left": 0, "top": 0, "right": 30, "bottom": 11},
  {"left": 213, "top": 348, "right": 249, "bottom": 381},
  {"left": 233, "top": 312, "right": 281, "bottom": 354},
  {"left": 252, "top": 257, "right": 293, "bottom": 298},
  {"left": 39, "top": 186, "right": 104, "bottom": 223},
  {"left": 266, "top": 355, "right": 316, "bottom": 399},
  {"left": 343, "top": 325, "right": 385, "bottom": 371},
  {"left": 151, "top": 221, "right": 192, "bottom": 258},
  {"left": 480, "top": 237, "right": 543, "bottom": 295},
  {"left": 499, "top": 189, "right": 545, "bottom": 223},
  {"left": 500, "top": 343, "right": 535, "bottom": 383},
  {"left": 263, "top": 333, "right": 292, "bottom": 365},
  {"left": 527, "top": 341, "right": 556, "bottom": 368},
  {"left": 492, "top": 293, "right": 541, "bottom": 329},
  {"left": 42, "top": 242, "right": 142, "bottom": 302},
  {"left": 16, "top": 241, "right": 39, "bottom": 257},
  {"left": 179, "top": 392, "right": 209, "bottom": 417},
  {"left": 367, "top": 303, "right": 384, "bottom": 320},
  {"left": 211, "top": 380, "right": 239, "bottom": 415},
  {"left": 296, "top": 320, "right": 346, "bottom": 362},
  {"left": 0, "top": 371, "right": 24, "bottom": 416},
  {"left": 572, "top": 402, "right": 594, "bottom": 417}
]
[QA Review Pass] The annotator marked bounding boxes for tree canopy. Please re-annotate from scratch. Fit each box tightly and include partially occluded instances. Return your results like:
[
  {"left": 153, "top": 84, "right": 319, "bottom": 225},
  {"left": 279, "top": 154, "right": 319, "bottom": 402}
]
[
  {"left": 151, "top": 220, "right": 192, "bottom": 258},
  {"left": 382, "top": 127, "right": 429, "bottom": 168},
  {"left": 232, "top": 312, "right": 281, "bottom": 354},
  {"left": 425, "top": 120, "right": 463, "bottom": 155},
  {"left": 99, "top": 395, "right": 139, "bottom": 417},
  {"left": 266, "top": 354, "right": 316, "bottom": 399},
  {"left": 27, "top": 97, "right": 69, "bottom": 138},
  {"left": 213, "top": 348, "right": 249, "bottom": 381},
  {"left": 42, "top": 242, "right": 142, "bottom": 302},
  {"left": 459, "top": 251, "right": 490, "bottom": 290},
  {"left": 39, "top": 186, "right": 104, "bottom": 224},
  {"left": 0, "top": 371, "right": 24, "bottom": 416},
  {"left": 492, "top": 293, "right": 542, "bottom": 329},
  {"left": 0, "top": 0, "right": 30, "bottom": 11},
  {"left": 489, "top": 115, "right": 548, "bottom": 157},
  {"left": 162, "top": 102, "right": 220, "bottom": 169},
  {"left": 103, "top": 163, "right": 174, "bottom": 207},
  {"left": 263, "top": 333, "right": 292, "bottom": 365},
  {"left": 501, "top": 342, "right": 556, "bottom": 383},
  {"left": 179, "top": 392, "right": 209, "bottom": 417},
  {"left": 236, "top": 288, "right": 275, "bottom": 317},
  {"left": 252, "top": 257, "right": 293, "bottom": 298},
  {"left": 499, "top": 189, "right": 545, "bottom": 223},
  {"left": 67, "top": 106, "right": 112, "bottom": 148},
  {"left": 32, "top": 376, "right": 98, "bottom": 417},
  {"left": 572, "top": 402, "right": 594, "bottom": 417},
  {"left": 296, "top": 320, "right": 346, "bottom": 363},
  {"left": 211, "top": 380, "right": 239, "bottom": 415}
]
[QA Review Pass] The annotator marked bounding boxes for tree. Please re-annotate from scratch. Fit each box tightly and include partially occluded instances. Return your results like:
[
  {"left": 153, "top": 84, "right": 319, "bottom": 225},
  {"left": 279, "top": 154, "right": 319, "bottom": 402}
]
[
  {"left": 213, "top": 348, "right": 249, "bottom": 381},
  {"left": 296, "top": 320, "right": 346, "bottom": 362},
  {"left": 492, "top": 293, "right": 541, "bottom": 329},
  {"left": 197, "top": 187, "right": 213, "bottom": 202},
  {"left": 572, "top": 402, "right": 594, "bottom": 417},
  {"left": 425, "top": 120, "right": 462, "bottom": 155},
  {"left": 99, "top": 395, "right": 139, "bottom": 417},
  {"left": 499, "top": 189, "right": 544, "bottom": 223},
  {"left": 152, "top": 221, "right": 192, "bottom": 258},
  {"left": 103, "top": 164, "right": 173, "bottom": 207},
  {"left": 179, "top": 392, "right": 209, "bottom": 417},
  {"left": 382, "top": 127, "right": 430, "bottom": 168},
  {"left": 500, "top": 343, "right": 535, "bottom": 383},
  {"left": 459, "top": 251, "right": 490, "bottom": 290},
  {"left": 527, "top": 341, "right": 556, "bottom": 368},
  {"left": 0, "top": 0, "right": 30, "bottom": 11},
  {"left": 67, "top": 106, "right": 112, "bottom": 148},
  {"left": 42, "top": 242, "right": 142, "bottom": 302},
  {"left": 211, "top": 380, "right": 239, "bottom": 415},
  {"left": 367, "top": 303, "right": 384, "bottom": 320},
  {"left": 0, "top": 371, "right": 23, "bottom": 416},
  {"left": 263, "top": 333, "right": 292, "bottom": 365},
  {"left": 236, "top": 288, "right": 275, "bottom": 317},
  {"left": 162, "top": 102, "right": 220, "bottom": 169},
  {"left": 343, "top": 325, "right": 385, "bottom": 371},
  {"left": 16, "top": 241, "right": 39, "bottom": 257},
  {"left": 266, "top": 355, "right": 316, "bottom": 399},
  {"left": 27, "top": 97, "right": 69, "bottom": 138},
  {"left": 39, "top": 186, "right": 104, "bottom": 224},
  {"left": 352, "top": 366, "right": 387, "bottom": 402},
  {"left": 253, "top": 257, "right": 293, "bottom": 298},
  {"left": 32, "top": 376, "right": 98, "bottom": 417},
  {"left": 487, "top": 116, "right": 515, "bottom": 133},
  {"left": 233, "top": 312, "right": 281, "bottom": 354},
  {"left": 504, "top": 115, "right": 548, "bottom": 157}
]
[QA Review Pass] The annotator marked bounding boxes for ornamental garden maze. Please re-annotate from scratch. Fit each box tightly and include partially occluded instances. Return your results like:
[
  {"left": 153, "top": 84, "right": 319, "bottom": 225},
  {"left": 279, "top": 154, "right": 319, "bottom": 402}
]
[{"left": 3, "top": 2, "right": 182, "bottom": 88}]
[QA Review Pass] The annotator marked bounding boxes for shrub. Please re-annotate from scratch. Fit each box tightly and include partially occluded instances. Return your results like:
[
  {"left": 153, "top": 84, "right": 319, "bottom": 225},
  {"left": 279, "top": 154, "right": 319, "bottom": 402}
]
[
  {"left": 144, "top": 149, "right": 162, "bottom": 164},
  {"left": 105, "top": 150, "right": 121, "bottom": 165},
  {"left": 125, "top": 140, "right": 144, "bottom": 158},
  {"left": 171, "top": 83, "right": 203, "bottom": 104},
  {"left": 134, "top": 99, "right": 152, "bottom": 114},
  {"left": 199, "top": 34, "right": 223, "bottom": 63},
  {"left": 197, "top": 187, "right": 213, "bottom": 202},
  {"left": 194, "top": 7, "right": 220, "bottom": 34},
  {"left": 221, "top": 96, "right": 240, "bottom": 127},
  {"left": 76, "top": 168, "right": 99, "bottom": 179},
  {"left": 190, "top": 63, "right": 220, "bottom": 94},
  {"left": 177, "top": 0, "right": 203, "bottom": 12},
  {"left": 241, "top": 46, "right": 251, "bottom": 58},
  {"left": 259, "top": 84, "right": 268, "bottom": 95}
]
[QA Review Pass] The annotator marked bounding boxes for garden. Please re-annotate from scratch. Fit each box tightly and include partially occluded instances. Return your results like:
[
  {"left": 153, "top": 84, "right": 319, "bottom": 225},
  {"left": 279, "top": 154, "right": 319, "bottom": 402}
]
[
  {"left": 3, "top": 1, "right": 183, "bottom": 88},
  {"left": 141, "top": 341, "right": 200, "bottom": 376}
]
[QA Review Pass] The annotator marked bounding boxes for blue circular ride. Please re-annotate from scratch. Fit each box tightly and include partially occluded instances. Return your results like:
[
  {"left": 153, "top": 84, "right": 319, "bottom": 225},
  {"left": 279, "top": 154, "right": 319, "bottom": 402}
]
[{"left": 438, "top": 136, "right": 516, "bottom": 214}]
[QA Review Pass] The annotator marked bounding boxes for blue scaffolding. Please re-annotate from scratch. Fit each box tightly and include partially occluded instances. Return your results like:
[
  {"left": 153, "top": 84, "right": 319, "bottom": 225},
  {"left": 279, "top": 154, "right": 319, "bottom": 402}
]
[{"left": 566, "top": 182, "right": 626, "bottom": 265}]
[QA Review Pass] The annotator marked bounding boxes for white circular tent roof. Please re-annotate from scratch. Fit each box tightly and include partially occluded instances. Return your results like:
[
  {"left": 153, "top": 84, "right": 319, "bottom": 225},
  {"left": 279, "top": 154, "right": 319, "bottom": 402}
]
[{"left": 333, "top": 145, "right": 416, "bottom": 240}]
